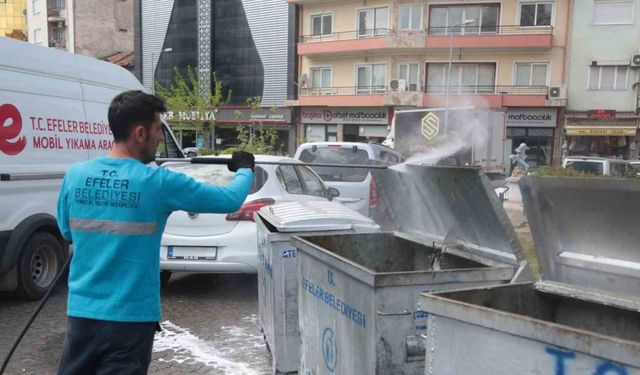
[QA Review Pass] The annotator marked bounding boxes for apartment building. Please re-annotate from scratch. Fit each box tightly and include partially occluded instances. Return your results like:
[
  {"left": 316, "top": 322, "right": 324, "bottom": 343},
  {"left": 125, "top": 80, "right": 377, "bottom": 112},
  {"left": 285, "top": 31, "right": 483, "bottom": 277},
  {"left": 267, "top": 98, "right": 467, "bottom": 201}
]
[
  {"left": 564, "top": 0, "right": 640, "bottom": 160},
  {"left": 26, "top": 0, "right": 133, "bottom": 62},
  {"left": 291, "top": 0, "right": 570, "bottom": 167},
  {"left": 0, "top": 0, "right": 28, "bottom": 41}
]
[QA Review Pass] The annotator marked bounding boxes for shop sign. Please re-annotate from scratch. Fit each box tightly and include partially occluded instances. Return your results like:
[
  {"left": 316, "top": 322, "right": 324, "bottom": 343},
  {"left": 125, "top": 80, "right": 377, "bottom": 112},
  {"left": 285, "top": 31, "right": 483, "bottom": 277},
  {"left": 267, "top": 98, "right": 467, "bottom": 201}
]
[
  {"left": 565, "top": 127, "right": 636, "bottom": 136},
  {"left": 165, "top": 111, "right": 216, "bottom": 122},
  {"left": 586, "top": 109, "right": 616, "bottom": 119},
  {"left": 301, "top": 107, "right": 388, "bottom": 125},
  {"left": 506, "top": 108, "right": 556, "bottom": 128}
]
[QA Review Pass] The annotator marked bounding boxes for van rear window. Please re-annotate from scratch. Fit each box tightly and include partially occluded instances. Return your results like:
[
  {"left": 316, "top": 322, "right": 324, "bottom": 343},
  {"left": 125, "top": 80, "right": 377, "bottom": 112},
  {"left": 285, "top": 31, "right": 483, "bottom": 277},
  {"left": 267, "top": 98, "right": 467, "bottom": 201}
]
[
  {"left": 298, "top": 148, "right": 370, "bottom": 182},
  {"left": 565, "top": 161, "right": 604, "bottom": 175}
]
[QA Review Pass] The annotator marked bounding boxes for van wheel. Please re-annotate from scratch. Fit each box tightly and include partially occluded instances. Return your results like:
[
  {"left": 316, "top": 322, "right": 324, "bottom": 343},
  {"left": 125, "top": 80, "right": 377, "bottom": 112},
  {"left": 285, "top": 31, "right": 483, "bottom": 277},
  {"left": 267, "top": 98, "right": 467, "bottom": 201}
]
[
  {"left": 160, "top": 271, "right": 172, "bottom": 287},
  {"left": 17, "top": 233, "right": 65, "bottom": 300}
]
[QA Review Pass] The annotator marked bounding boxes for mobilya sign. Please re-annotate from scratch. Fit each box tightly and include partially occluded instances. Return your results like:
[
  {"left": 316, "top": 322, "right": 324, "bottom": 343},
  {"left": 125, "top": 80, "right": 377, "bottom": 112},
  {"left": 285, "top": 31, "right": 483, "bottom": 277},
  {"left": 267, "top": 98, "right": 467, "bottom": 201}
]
[
  {"left": 165, "top": 110, "right": 216, "bottom": 123},
  {"left": 302, "top": 107, "right": 388, "bottom": 125},
  {"left": 506, "top": 108, "right": 556, "bottom": 128}
]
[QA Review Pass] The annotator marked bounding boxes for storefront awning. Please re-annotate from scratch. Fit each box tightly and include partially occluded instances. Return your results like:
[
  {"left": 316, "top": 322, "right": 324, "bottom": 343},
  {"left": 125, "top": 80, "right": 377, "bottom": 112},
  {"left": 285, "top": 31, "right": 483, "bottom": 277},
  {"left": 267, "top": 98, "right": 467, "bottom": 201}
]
[{"left": 565, "top": 126, "right": 637, "bottom": 136}]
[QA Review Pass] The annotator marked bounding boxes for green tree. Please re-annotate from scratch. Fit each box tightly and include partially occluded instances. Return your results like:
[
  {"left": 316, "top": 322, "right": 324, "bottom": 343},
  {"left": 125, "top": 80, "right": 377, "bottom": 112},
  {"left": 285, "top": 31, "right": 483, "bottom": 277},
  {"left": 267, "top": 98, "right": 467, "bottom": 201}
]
[
  {"left": 226, "top": 96, "right": 283, "bottom": 155},
  {"left": 155, "top": 66, "right": 230, "bottom": 150}
]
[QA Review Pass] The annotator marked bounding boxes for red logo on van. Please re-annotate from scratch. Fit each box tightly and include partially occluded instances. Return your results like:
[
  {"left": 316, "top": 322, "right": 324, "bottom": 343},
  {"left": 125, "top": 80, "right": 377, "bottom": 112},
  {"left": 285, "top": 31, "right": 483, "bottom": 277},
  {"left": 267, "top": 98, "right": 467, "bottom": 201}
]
[{"left": 0, "top": 104, "right": 27, "bottom": 155}]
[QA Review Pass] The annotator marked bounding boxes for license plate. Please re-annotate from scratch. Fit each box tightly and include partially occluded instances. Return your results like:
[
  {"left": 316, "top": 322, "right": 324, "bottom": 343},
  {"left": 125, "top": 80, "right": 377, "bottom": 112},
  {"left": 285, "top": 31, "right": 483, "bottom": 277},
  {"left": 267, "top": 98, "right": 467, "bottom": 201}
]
[{"left": 167, "top": 246, "right": 217, "bottom": 260}]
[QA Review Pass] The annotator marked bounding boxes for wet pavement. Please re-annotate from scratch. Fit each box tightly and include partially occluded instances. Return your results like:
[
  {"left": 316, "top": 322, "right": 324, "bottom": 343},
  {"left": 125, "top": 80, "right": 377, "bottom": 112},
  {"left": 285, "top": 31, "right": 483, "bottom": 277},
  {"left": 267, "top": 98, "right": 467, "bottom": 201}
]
[{"left": 0, "top": 273, "right": 272, "bottom": 375}]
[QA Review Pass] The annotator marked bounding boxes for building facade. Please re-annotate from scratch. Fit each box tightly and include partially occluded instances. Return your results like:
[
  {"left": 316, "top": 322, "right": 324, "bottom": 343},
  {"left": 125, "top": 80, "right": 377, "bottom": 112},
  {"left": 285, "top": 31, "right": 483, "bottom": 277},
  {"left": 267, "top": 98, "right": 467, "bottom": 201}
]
[
  {"left": 26, "top": 0, "right": 133, "bottom": 61},
  {"left": 291, "top": 0, "right": 571, "bottom": 169},
  {"left": 564, "top": 0, "right": 640, "bottom": 160},
  {"left": 134, "top": 0, "right": 298, "bottom": 154},
  {"left": 0, "top": 0, "right": 28, "bottom": 41}
]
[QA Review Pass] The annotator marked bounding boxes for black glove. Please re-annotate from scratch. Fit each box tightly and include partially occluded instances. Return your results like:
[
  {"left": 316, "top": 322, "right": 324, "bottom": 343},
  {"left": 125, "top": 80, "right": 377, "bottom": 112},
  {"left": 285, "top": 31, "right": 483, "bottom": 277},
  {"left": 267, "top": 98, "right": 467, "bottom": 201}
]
[{"left": 228, "top": 151, "right": 255, "bottom": 172}]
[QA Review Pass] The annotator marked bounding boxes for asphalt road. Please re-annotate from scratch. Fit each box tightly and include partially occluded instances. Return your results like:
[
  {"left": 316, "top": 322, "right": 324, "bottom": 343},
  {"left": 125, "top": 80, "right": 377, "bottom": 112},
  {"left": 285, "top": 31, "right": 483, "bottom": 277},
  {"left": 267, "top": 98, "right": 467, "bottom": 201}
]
[{"left": 0, "top": 273, "right": 273, "bottom": 375}]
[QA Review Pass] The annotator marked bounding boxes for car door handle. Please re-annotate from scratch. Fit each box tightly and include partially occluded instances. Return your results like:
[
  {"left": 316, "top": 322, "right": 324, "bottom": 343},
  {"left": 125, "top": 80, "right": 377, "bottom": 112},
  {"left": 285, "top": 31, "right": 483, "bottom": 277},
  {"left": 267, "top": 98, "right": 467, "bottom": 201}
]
[{"left": 335, "top": 197, "right": 362, "bottom": 203}]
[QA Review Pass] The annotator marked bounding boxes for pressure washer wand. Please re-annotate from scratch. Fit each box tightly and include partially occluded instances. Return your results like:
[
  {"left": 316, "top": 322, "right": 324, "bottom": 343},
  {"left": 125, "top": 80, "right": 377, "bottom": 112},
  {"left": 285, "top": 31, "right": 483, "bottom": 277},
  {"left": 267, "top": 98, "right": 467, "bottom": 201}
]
[{"left": 155, "top": 157, "right": 389, "bottom": 169}]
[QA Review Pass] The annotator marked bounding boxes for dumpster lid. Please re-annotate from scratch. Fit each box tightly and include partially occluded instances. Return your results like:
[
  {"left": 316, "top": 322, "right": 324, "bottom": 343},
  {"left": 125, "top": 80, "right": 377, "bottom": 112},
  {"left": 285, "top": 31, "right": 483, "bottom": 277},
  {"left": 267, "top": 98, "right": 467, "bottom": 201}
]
[
  {"left": 373, "top": 166, "right": 530, "bottom": 273},
  {"left": 257, "top": 200, "right": 379, "bottom": 233},
  {"left": 520, "top": 177, "right": 640, "bottom": 301}
]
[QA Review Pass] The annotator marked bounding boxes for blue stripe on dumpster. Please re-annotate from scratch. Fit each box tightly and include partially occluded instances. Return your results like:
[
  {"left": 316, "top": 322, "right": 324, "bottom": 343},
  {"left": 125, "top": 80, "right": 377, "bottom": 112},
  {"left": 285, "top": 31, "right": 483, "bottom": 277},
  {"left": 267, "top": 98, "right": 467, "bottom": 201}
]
[{"left": 302, "top": 277, "right": 366, "bottom": 329}]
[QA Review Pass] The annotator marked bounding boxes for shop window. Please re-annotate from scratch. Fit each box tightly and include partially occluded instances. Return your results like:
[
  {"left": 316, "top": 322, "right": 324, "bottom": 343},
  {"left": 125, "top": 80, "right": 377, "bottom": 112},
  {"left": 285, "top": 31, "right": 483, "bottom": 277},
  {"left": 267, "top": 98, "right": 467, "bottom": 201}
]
[
  {"left": 356, "top": 63, "right": 387, "bottom": 94},
  {"left": 520, "top": 2, "right": 553, "bottom": 26},
  {"left": 515, "top": 62, "right": 548, "bottom": 86},
  {"left": 426, "top": 63, "right": 496, "bottom": 94},
  {"left": 428, "top": 4, "right": 499, "bottom": 35},
  {"left": 311, "top": 13, "right": 332, "bottom": 36},
  {"left": 399, "top": 5, "right": 422, "bottom": 30},
  {"left": 588, "top": 65, "right": 629, "bottom": 90},
  {"left": 358, "top": 7, "right": 389, "bottom": 37},
  {"left": 593, "top": 0, "right": 635, "bottom": 25}
]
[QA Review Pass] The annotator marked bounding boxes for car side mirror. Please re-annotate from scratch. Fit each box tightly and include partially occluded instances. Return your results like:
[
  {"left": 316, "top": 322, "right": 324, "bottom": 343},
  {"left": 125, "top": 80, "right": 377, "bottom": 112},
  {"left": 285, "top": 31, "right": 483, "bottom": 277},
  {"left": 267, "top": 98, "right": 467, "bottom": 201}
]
[{"left": 327, "top": 187, "right": 340, "bottom": 201}]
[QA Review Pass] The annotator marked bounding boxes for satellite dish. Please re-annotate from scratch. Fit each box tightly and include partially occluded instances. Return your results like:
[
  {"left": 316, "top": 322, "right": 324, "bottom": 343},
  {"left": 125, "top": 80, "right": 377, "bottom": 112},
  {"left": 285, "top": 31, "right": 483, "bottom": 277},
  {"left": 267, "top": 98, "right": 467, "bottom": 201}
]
[{"left": 299, "top": 73, "right": 308, "bottom": 88}]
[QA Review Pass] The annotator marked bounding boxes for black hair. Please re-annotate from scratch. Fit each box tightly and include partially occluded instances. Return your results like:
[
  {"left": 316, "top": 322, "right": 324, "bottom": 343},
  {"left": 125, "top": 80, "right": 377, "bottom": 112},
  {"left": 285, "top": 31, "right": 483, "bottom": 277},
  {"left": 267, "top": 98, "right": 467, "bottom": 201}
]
[{"left": 108, "top": 90, "right": 167, "bottom": 142}]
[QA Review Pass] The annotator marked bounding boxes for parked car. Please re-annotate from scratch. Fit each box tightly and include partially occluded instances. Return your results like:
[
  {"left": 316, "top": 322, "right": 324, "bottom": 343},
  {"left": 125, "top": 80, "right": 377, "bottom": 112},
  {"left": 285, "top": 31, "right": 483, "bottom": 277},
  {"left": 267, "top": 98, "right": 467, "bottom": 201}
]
[
  {"left": 159, "top": 155, "right": 339, "bottom": 285},
  {"left": 563, "top": 156, "right": 630, "bottom": 177},
  {"left": 629, "top": 160, "right": 640, "bottom": 175},
  {"left": 294, "top": 142, "right": 405, "bottom": 216},
  {"left": 183, "top": 147, "right": 200, "bottom": 157},
  {"left": 0, "top": 38, "right": 183, "bottom": 299}
]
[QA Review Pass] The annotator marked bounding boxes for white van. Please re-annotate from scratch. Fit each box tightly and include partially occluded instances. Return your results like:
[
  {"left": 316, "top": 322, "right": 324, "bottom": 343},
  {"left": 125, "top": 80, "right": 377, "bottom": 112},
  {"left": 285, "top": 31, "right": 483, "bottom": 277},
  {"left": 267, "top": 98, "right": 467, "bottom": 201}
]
[{"left": 0, "top": 38, "right": 183, "bottom": 299}]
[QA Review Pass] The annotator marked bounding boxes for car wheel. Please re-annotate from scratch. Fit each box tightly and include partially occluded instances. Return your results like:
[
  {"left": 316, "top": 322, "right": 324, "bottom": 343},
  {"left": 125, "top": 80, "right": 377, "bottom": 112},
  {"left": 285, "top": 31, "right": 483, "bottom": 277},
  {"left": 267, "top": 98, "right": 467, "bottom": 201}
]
[
  {"left": 187, "top": 152, "right": 196, "bottom": 157},
  {"left": 160, "top": 271, "right": 172, "bottom": 287},
  {"left": 16, "top": 232, "right": 65, "bottom": 300}
]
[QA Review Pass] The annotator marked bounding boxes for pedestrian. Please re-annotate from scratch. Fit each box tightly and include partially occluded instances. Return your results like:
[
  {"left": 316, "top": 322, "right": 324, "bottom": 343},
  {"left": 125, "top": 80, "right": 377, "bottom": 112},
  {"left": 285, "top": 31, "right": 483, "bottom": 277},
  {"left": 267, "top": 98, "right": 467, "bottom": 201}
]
[{"left": 55, "top": 90, "right": 255, "bottom": 375}]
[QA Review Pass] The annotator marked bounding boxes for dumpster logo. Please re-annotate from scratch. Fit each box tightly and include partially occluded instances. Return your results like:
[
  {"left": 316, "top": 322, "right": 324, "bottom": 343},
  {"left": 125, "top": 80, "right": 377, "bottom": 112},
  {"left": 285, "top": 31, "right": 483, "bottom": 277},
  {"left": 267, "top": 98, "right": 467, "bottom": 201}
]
[
  {"left": 322, "top": 327, "right": 337, "bottom": 372},
  {"left": 421, "top": 112, "right": 439, "bottom": 141}
]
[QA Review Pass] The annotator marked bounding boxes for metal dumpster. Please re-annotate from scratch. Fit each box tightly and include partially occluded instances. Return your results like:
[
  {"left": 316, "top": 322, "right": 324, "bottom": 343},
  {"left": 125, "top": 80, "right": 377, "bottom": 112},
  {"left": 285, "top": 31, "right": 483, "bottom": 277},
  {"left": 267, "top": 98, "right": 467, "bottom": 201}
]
[
  {"left": 255, "top": 200, "right": 379, "bottom": 374},
  {"left": 291, "top": 166, "right": 533, "bottom": 375},
  {"left": 419, "top": 176, "right": 640, "bottom": 374}
]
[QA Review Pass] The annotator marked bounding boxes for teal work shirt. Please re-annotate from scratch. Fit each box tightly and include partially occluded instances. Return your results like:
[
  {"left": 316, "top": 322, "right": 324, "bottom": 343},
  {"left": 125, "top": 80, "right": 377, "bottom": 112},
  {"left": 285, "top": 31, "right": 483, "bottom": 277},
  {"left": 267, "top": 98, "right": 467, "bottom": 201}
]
[{"left": 56, "top": 157, "right": 254, "bottom": 322}]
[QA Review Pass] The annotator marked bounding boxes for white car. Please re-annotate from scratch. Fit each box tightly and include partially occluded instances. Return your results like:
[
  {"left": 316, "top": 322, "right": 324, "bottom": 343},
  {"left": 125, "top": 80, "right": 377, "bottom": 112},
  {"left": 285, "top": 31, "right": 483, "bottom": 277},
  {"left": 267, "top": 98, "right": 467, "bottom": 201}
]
[
  {"left": 294, "top": 142, "right": 404, "bottom": 216},
  {"left": 563, "top": 156, "right": 630, "bottom": 177},
  {"left": 159, "top": 155, "right": 338, "bottom": 285}
]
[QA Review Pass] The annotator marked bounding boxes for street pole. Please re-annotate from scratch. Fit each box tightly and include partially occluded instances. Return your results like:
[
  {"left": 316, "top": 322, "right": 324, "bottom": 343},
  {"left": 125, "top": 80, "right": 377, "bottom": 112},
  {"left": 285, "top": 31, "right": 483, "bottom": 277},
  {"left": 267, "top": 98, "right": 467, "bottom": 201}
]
[
  {"left": 150, "top": 47, "right": 173, "bottom": 94},
  {"left": 444, "top": 20, "right": 474, "bottom": 135}
]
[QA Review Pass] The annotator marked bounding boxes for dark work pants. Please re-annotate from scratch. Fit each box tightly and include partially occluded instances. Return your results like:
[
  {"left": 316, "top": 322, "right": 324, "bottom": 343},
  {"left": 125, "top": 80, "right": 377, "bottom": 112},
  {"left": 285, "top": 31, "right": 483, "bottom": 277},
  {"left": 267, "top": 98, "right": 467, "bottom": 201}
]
[{"left": 57, "top": 317, "right": 158, "bottom": 375}]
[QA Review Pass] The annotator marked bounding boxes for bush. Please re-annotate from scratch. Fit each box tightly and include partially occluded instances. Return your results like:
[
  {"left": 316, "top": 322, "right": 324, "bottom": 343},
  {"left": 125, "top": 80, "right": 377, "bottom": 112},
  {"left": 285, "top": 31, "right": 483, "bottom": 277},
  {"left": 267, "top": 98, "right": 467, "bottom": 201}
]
[{"left": 532, "top": 166, "right": 640, "bottom": 179}]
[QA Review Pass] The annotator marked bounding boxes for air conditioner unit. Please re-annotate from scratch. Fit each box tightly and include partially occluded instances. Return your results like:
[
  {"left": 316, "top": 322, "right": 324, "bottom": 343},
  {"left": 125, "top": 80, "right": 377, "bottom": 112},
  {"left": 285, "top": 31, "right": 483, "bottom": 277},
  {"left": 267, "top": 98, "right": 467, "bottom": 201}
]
[
  {"left": 631, "top": 54, "right": 640, "bottom": 67},
  {"left": 389, "top": 79, "right": 406, "bottom": 92},
  {"left": 548, "top": 85, "right": 567, "bottom": 100}
]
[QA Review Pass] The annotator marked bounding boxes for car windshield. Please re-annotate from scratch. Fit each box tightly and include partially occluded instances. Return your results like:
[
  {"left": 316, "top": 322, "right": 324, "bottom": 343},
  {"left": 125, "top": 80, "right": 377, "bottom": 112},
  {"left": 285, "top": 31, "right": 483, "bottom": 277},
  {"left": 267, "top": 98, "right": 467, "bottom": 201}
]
[
  {"left": 565, "top": 160, "right": 604, "bottom": 175},
  {"left": 298, "top": 147, "right": 371, "bottom": 182},
  {"left": 166, "top": 163, "right": 235, "bottom": 185}
]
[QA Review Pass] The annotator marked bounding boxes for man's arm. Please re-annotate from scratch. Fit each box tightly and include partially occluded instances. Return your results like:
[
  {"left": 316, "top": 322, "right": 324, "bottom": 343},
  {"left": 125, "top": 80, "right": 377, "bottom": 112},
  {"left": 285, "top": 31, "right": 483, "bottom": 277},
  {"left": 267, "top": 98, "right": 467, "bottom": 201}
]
[
  {"left": 56, "top": 176, "right": 72, "bottom": 241},
  {"left": 159, "top": 168, "right": 254, "bottom": 214}
]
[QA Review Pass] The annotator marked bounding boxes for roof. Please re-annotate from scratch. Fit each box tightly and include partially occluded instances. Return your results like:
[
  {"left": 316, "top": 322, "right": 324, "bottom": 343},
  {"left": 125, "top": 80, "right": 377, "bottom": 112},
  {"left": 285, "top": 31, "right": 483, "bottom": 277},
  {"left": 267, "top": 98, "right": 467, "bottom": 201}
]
[{"left": 104, "top": 50, "right": 134, "bottom": 69}]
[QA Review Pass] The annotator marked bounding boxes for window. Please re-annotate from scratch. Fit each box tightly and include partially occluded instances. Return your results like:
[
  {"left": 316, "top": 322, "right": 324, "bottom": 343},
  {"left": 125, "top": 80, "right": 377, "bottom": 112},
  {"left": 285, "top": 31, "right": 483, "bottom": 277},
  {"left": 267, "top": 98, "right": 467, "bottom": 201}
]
[
  {"left": 397, "top": 63, "right": 420, "bottom": 91},
  {"left": 32, "top": 0, "right": 41, "bottom": 14},
  {"left": 310, "top": 67, "right": 332, "bottom": 88},
  {"left": 33, "top": 28, "right": 42, "bottom": 45},
  {"left": 427, "top": 63, "right": 496, "bottom": 94},
  {"left": 428, "top": 5, "right": 499, "bottom": 35},
  {"left": 515, "top": 63, "right": 548, "bottom": 86},
  {"left": 588, "top": 65, "right": 629, "bottom": 90},
  {"left": 593, "top": 0, "right": 635, "bottom": 25},
  {"left": 298, "top": 147, "right": 371, "bottom": 182},
  {"left": 520, "top": 2, "right": 553, "bottom": 26},
  {"left": 311, "top": 13, "right": 332, "bottom": 36},
  {"left": 356, "top": 63, "right": 387, "bottom": 94},
  {"left": 358, "top": 7, "right": 389, "bottom": 37},
  {"left": 399, "top": 5, "right": 422, "bottom": 30},
  {"left": 276, "top": 166, "right": 303, "bottom": 194},
  {"left": 295, "top": 166, "right": 327, "bottom": 198}
]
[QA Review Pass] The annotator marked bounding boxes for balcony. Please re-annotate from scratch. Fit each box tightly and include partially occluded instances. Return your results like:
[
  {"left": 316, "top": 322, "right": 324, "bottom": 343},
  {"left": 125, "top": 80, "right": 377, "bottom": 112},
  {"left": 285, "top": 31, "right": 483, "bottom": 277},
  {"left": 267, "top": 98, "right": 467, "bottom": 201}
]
[
  {"left": 47, "top": 0, "right": 66, "bottom": 23},
  {"left": 425, "top": 25, "right": 554, "bottom": 50},
  {"left": 296, "top": 85, "right": 560, "bottom": 108},
  {"left": 423, "top": 85, "right": 553, "bottom": 107},
  {"left": 299, "top": 86, "right": 423, "bottom": 107},
  {"left": 298, "top": 28, "right": 425, "bottom": 56}
]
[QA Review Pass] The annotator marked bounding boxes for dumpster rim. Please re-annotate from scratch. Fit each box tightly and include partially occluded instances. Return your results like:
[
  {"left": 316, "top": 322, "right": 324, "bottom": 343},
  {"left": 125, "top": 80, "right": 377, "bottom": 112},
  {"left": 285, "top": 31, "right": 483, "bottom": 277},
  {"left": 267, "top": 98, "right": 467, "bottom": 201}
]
[{"left": 419, "top": 282, "right": 640, "bottom": 368}]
